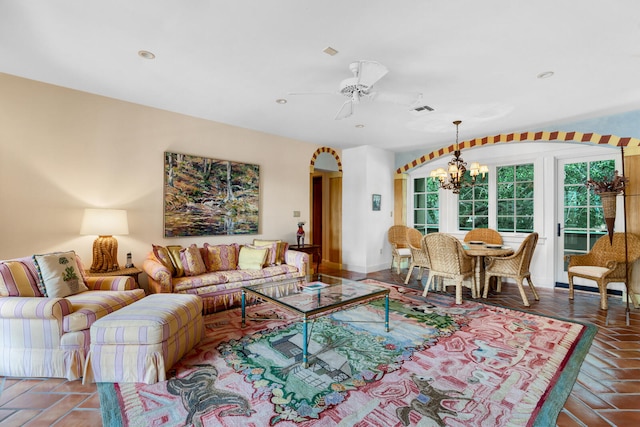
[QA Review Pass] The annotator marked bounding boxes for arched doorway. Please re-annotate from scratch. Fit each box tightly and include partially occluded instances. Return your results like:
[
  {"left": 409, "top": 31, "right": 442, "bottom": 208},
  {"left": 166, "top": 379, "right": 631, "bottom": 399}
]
[{"left": 310, "top": 147, "right": 343, "bottom": 270}]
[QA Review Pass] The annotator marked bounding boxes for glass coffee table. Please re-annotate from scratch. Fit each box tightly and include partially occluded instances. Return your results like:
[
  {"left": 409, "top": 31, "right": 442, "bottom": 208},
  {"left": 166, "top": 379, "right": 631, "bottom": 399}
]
[{"left": 241, "top": 274, "right": 390, "bottom": 368}]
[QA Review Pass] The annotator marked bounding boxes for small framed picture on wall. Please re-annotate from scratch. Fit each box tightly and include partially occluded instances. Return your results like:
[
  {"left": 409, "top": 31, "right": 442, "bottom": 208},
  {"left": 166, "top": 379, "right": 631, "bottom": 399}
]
[{"left": 372, "top": 194, "right": 381, "bottom": 211}]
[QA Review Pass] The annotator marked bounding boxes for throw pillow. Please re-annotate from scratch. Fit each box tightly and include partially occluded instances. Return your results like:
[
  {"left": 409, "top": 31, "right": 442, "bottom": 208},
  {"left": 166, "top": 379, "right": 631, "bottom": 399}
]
[
  {"left": 179, "top": 244, "right": 207, "bottom": 276},
  {"left": 0, "top": 260, "right": 43, "bottom": 297},
  {"left": 33, "top": 251, "right": 89, "bottom": 298},
  {"left": 238, "top": 246, "right": 269, "bottom": 270},
  {"left": 252, "top": 239, "right": 288, "bottom": 265},
  {"left": 167, "top": 245, "right": 185, "bottom": 277},
  {"left": 203, "top": 243, "right": 239, "bottom": 272},
  {"left": 153, "top": 244, "right": 176, "bottom": 276}
]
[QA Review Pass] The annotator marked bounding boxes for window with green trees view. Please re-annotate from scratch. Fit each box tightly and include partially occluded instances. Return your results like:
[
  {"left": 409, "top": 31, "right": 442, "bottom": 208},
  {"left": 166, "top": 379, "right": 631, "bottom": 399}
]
[
  {"left": 458, "top": 177, "right": 489, "bottom": 230},
  {"left": 563, "top": 159, "right": 613, "bottom": 257},
  {"left": 497, "top": 164, "right": 534, "bottom": 232},
  {"left": 413, "top": 177, "right": 439, "bottom": 234}
]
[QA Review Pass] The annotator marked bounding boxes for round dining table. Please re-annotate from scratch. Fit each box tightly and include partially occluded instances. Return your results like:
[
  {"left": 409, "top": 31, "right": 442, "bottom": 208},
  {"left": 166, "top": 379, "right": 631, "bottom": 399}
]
[{"left": 463, "top": 242, "right": 514, "bottom": 297}]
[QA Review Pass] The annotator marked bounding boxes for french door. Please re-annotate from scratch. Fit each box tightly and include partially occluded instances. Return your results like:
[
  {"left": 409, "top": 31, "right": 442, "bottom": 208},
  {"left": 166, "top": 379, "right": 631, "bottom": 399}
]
[{"left": 556, "top": 156, "right": 620, "bottom": 285}]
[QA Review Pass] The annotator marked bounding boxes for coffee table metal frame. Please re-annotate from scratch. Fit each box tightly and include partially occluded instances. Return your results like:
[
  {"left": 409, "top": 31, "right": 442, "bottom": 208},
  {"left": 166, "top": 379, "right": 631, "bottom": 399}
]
[{"left": 241, "top": 274, "right": 390, "bottom": 368}]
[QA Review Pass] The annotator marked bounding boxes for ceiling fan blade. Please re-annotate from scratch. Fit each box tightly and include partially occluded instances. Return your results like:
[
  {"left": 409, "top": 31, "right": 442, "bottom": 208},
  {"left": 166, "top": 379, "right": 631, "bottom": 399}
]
[
  {"left": 288, "top": 91, "right": 338, "bottom": 96},
  {"left": 335, "top": 100, "right": 353, "bottom": 120},
  {"left": 357, "top": 61, "right": 388, "bottom": 89}
]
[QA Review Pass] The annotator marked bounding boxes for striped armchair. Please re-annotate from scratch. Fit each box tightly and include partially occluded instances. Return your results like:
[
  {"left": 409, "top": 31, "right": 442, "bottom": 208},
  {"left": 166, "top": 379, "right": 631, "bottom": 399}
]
[{"left": 0, "top": 254, "right": 145, "bottom": 380}]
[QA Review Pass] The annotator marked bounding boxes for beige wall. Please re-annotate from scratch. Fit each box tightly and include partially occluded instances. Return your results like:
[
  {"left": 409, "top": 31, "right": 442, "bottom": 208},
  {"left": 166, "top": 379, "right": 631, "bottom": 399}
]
[{"left": 0, "top": 73, "right": 319, "bottom": 289}]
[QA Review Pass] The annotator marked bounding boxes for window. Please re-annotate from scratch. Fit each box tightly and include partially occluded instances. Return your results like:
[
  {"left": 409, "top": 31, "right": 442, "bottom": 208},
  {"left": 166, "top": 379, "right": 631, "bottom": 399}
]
[
  {"left": 563, "top": 159, "right": 613, "bottom": 258},
  {"left": 458, "top": 178, "right": 488, "bottom": 230},
  {"left": 496, "top": 164, "right": 534, "bottom": 232},
  {"left": 413, "top": 177, "right": 439, "bottom": 234}
]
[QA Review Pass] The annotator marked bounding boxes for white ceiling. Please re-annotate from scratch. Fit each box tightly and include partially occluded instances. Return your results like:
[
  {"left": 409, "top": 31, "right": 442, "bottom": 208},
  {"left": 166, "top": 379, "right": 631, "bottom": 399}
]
[{"left": 2, "top": 0, "right": 640, "bottom": 154}]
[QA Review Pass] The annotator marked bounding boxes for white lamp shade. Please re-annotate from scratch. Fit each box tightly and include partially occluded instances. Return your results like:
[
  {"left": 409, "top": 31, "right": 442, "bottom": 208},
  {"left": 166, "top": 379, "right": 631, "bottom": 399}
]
[{"left": 80, "top": 208, "right": 129, "bottom": 236}]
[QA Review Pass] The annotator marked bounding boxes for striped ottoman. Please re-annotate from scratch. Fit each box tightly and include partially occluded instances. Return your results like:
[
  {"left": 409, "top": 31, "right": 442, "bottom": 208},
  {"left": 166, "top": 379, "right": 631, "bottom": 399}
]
[{"left": 83, "top": 293, "right": 203, "bottom": 384}]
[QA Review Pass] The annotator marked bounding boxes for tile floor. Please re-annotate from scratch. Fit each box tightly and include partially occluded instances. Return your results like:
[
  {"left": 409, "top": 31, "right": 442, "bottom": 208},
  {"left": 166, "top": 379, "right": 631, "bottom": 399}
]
[{"left": 1, "top": 265, "right": 639, "bottom": 426}]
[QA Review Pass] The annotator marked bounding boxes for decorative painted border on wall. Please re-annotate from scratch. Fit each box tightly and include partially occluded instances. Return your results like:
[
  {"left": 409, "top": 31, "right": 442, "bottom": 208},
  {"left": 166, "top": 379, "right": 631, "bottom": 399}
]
[
  {"left": 396, "top": 131, "right": 640, "bottom": 175},
  {"left": 310, "top": 146, "right": 343, "bottom": 173}
]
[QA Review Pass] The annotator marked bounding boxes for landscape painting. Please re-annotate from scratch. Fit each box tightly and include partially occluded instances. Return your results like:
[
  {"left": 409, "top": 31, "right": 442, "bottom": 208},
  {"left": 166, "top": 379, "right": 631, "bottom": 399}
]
[{"left": 163, "top": 152, "right": 260, "bottom": 237}]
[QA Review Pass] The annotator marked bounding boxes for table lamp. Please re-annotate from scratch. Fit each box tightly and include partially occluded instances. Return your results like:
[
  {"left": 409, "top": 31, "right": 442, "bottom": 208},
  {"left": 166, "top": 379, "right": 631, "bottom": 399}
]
[{"left": 80, "top": 208, "right": 129, "bottom": 273}]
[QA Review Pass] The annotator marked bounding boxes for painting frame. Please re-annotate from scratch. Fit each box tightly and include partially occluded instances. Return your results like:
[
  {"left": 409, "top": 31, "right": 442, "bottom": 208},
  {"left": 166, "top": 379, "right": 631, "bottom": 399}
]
[
  {"left": 163, "top": 151, "right": 260, "bottom": 237},
  {"left": 372, "top": 194, "right": 381, "bottom": 211}
]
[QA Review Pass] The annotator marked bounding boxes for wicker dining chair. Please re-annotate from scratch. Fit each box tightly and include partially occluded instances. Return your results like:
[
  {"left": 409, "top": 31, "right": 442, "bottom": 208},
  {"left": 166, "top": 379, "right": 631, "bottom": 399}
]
[
  {"left": 404, "top": 228, "right": 431, "bottom": 284},
  {"left": 484, "top": 232, "right": 539, "bottom": 306},
  {"left": 567, "top": 232, "right": 640, "bottom": 310},
  {"left": 388, "top": 225, "right": 411, "bottom": 274},
  {"left": 422, "top": 233, "right": 476, "bottom": 304},
  {"left": 465, "top": 227, "right": 504, "bottom": 291},
  {"left": 464, "top": 228, "right": 503, "bottom": 245}
]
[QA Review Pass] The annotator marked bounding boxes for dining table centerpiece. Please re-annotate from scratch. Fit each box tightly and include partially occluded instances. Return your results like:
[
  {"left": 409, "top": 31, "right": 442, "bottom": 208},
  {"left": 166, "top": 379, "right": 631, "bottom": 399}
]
[{"left": 585, "top": 170, "right": 628, "bottom": 243}]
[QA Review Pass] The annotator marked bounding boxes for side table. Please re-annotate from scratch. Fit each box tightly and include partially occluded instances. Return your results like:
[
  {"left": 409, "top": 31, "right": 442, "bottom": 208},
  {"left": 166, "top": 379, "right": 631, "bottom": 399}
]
[
  {"left": 85, "top": 266, "right": 143, "bottom": 286},
  {"left": 289, "top": 244, "right": 321, "bottom": 273}
]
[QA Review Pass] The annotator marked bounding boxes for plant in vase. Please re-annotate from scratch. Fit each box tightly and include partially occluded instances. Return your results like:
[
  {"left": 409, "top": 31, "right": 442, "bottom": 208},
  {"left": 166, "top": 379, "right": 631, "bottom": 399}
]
[{"left": 585, "top": 170, "right": 628, "bottom": 243}]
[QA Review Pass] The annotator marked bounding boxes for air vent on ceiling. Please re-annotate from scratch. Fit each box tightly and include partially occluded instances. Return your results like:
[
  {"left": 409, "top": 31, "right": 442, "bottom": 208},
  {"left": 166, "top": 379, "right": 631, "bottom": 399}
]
[{"left": 411, "top": 105, "right": 434, "bottom": 112}]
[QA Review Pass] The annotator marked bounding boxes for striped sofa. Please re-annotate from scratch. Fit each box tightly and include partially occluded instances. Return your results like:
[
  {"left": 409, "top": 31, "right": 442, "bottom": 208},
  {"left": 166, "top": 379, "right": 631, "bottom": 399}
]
[{"left": 0, "top": 254, "right": 145, "bottom": 380}]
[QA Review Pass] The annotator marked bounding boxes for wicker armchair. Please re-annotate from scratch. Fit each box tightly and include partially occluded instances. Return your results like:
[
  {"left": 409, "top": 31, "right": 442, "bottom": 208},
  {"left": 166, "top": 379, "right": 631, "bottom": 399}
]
[
  {"left": 484, "top": 232, "right": 539, "bottom": 306},
  {"left": 422, "top": 233, "right": 476, "bottom": 304},
  {"left": 388, "top": 225, "right": 411, "bottom": 274},
  {"left": 404, "top": 228, "right": 430, "bottom": 284},
  {"left": 567, "top": 232, "right": 640, "bottom": 310},
  {"left": 464, "top": 228, "right": 503, "bottom": 245}
]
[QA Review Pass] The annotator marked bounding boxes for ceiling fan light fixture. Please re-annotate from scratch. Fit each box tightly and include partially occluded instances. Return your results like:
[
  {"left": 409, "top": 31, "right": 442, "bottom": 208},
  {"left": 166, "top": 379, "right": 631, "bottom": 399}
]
[{"left": 275, "top": 98, "right": 287, "bottom": 104}]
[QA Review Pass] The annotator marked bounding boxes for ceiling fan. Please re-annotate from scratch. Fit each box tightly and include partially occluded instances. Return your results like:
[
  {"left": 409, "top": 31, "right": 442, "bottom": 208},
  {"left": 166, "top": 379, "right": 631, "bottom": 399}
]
[{"left": 290, "top": 60, "right": 430, "bottom": 120}]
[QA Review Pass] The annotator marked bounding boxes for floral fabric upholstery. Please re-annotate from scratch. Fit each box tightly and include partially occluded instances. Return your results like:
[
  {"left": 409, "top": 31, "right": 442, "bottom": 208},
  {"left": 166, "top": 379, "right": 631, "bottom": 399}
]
[
  {"left": 203, "top": 243, "right": 239, "bottom": 271},
  {"left": 143, "top": 246, "right": 308, "bottom": 314}
]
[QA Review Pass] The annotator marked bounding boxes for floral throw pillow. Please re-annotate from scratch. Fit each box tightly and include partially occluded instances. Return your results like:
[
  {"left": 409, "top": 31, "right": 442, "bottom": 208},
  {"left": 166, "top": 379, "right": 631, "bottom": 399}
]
[
  {"left": 203, "top": 243, "right": 239, "bottom": 272},
  {"left": 33, "top": 251, "right": 88, "bottom": 298},
  {"left": 179, "top": 244, "right": 207, "bottom": 276}
]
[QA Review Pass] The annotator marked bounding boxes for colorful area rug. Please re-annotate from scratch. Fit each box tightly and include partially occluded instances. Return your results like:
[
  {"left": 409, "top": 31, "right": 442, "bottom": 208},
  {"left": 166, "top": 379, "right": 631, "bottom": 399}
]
[{"left": 98, "top": 280, "right": 596, "bottom": 426}]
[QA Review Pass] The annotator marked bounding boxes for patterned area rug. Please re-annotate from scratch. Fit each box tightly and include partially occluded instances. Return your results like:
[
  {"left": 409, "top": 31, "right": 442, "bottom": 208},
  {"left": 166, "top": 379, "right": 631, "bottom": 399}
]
[{"left": 98, "top": 281, "right": 596, "bottom": 426}]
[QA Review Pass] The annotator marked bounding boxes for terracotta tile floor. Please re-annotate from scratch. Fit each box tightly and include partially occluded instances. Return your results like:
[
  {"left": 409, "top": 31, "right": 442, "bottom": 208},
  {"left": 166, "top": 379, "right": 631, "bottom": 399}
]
[{"left": 1, "top": 265, "right": 639, "bottom": 426}]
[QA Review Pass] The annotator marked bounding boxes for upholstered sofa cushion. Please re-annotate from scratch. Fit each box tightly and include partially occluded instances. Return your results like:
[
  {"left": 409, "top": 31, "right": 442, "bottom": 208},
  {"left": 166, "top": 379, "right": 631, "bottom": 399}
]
[
  {"left": 167, "top": 245, "right": 185, "bottom": 277},
  {"left": 172, "top": 271, "right": 228, "bottom": 292},
  {"left": 203, "top": 243, "right": 239, "bottom": 272},
  {"left": 153, "top": 244, "right": 176, "bottom": 276},
  {"left": 568, "top": 266, "right": 609, "bottom": 278},
  {"left": 33, "top": 251, "right": 89, "bottom": 298},
  {"left": 63, "top": 289, "right": 146, "bottom": 332},
  {"left": 180, "top": 244, "right": 207, "bottom": 276},
  {"left": 0, "top": 258, "right": 43, "bottom": 297},
  {"left": 238, "top": 246, "right": 268, "bottom": 270},
  {"left": 252, "top": 239, "right": 288, "bottom": 265}
]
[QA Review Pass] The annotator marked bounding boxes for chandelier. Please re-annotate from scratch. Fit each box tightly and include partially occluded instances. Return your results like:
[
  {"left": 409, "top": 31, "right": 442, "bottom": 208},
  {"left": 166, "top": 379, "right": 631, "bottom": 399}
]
[{"left": 430, "top": 120, "right": 488, "bottom": 194}]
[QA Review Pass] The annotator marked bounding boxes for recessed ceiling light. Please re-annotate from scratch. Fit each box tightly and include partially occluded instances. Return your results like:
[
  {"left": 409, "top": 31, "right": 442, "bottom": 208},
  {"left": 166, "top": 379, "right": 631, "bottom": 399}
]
[
  {"left": 537, "top": 71, "right": 554, "bottom": 79},
  {"left": 323, "top": 46, "right": 339, "bottom": 56},
  {"left": 275, "top": 98, "right": 287, "bottom": 104},
  {"left": 355, "top": 124, "right": 365, "bottom": 128},
  {"left": 138, "top": 50, "right": 156, "bottom": 60}
]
